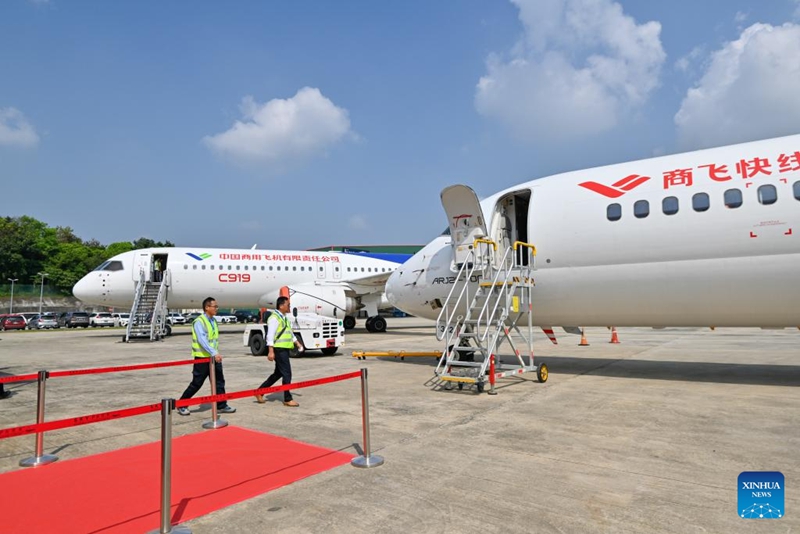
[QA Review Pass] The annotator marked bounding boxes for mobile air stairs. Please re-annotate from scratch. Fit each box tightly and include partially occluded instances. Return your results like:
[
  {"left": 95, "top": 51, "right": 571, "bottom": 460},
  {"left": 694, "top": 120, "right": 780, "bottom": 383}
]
[
  {"left": 432, "top": 239, "right": 548, "bottom": 394},
  {"left": 124, "top": 268, "right": 171, "bottom": 342}
]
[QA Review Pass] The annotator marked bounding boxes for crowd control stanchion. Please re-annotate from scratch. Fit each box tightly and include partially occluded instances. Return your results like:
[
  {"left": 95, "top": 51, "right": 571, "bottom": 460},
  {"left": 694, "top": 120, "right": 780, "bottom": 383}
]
[
  {"left": 202, "top": 358, "right": 227, "bottom": 430},
  {"left": 351, "top": 368, "right": 384, "bottom": 468},
  {"left": 148, "top": 399, "right": 191, "bottom": 534},
  {"left": 19, "top": 370, "right": 58, "bottom": 467}
]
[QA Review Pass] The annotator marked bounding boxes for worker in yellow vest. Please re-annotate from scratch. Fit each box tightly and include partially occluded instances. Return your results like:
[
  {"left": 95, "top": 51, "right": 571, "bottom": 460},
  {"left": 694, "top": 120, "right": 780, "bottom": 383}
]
[
  {"left": 255, "top": 296, "right": 304, "bottom": 406},
  {"left": 177, "top": 297, "right": 236, "bottom": 415}
]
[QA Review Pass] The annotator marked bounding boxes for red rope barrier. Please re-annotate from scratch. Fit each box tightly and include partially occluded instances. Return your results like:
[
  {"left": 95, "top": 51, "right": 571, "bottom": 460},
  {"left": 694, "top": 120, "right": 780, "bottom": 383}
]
[
  {"left": 0, "top": 402, "right": 162, "bottom": 440},
  {"left": 177, "top": 371, "right": 362, "bottom": 408},
  {"left": 0, "top": 370, "right": 361, "bottom": 441},
  {"left": 0, "top": 358, "right": 210, "bottom": 384},
  {"left": 0, "top": 373, "right": 39, "bottom": 385}
]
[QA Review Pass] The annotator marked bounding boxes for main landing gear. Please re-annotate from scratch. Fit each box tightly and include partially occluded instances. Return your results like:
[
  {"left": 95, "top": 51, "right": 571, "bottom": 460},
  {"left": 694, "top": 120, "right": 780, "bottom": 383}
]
[
  {"left": 343, "top": 315, "right": 387, "bottom": 333},
  {"left": 365, "top": 316, "right": 387, "bottom": 333}
]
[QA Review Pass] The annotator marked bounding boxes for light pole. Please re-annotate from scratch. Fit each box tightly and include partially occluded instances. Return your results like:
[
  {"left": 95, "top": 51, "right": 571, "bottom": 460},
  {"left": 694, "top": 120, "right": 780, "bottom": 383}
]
[
  {"left": 7, "top": 278, "right": 18, "bottom": 314},
  {"left": 37, "top": 272, "right": 49, "bottom": 315}
]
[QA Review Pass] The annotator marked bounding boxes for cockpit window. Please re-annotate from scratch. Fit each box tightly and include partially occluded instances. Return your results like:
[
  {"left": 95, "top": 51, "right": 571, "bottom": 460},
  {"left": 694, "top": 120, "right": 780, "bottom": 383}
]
[
  {"left": 441, "top": 227, "right": 451, "bottom": 236},
  {"left": 92, "top": 260, "right": 124, "bottom": 272}
]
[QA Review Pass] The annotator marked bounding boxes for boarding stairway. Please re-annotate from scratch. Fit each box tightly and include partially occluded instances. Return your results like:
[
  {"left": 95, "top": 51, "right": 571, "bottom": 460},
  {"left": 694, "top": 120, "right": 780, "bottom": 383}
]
[
  {"left": 125, "top": 269, "right": 170, "bottom": 342},
  {"left": 433, "top": 239, "right": 547, "bottom": 393}
]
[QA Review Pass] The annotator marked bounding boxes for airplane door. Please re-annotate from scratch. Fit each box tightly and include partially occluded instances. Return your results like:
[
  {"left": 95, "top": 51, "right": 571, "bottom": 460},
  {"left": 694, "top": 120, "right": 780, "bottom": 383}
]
[
  {"left": 332, "top": 258, "right": 342, "bottom": 279},
  {"left": 441, "top": 185, "right": 488, "bottom": 269},
  {"left": 132, "top": 252, "right": 151, "bottom": 282}
]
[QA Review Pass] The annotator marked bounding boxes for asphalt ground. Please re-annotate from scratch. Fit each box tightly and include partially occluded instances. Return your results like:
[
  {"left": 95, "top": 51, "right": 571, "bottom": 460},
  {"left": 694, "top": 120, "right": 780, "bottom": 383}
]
[{"left": 0, "top": 318, "right": 798, "bottom": 533}]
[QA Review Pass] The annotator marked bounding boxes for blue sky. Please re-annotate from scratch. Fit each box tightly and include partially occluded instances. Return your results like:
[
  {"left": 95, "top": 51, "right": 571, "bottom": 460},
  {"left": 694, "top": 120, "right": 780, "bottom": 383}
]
[{"left": 2, "top": 0, "right": 800, "bottom": 250}]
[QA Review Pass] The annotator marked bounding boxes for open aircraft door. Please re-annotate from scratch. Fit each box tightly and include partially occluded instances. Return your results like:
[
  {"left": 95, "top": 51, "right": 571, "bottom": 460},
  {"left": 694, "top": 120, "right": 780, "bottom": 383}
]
[
  {"left": 132, "top": 252, "right": 151, "bottom": 282},
  {"left": 441, "top": 184, "right": 488, "bottom": 271}
]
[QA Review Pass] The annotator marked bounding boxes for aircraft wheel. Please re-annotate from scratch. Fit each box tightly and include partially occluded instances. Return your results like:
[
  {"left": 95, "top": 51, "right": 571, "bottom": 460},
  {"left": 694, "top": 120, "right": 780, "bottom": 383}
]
[
  {"left": 476, "top": 382, "right": 484, "bottom": 394},
  {"left": 365, "top": 317, "right": 375, "bottom": 333},
  {"left": 537, "top": 362, "right": 548, "bottom": 383},
  {"left": 457, "top": 383, "right": 463, "bottom": 390},
  {"left": 164, "top": 324, "right": 172, "bottom": 337},
  {"left": 343, "top": 316, "right": 356, "bottom": 330},
  {"left": 370, "top": 316, "right": 387, "bottom": 333}
]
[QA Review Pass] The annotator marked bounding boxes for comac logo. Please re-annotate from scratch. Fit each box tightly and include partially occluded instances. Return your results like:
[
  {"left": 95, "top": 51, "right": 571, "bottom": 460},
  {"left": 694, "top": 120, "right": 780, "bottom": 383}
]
[
  {"left": 578, "top": 174, "right": 651, "bottom": 198},
  {"left": 186, "top": 252, "right": 212, "bottom": 261},
  {"left": 452, "top": 214, "right": 473, "bottom": 224}
]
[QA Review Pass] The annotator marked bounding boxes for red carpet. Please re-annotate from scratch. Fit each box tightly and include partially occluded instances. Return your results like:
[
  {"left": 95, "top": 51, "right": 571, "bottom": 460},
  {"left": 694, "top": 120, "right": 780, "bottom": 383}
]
[{"left": 0, "top": 426, "right": 354, "bottom": 533}]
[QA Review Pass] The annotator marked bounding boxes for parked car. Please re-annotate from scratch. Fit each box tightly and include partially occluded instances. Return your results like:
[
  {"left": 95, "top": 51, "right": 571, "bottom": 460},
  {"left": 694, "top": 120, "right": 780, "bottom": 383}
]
[
  {"left": 18, "top": 312, "right": 40, "bottom": 329},
  {"left": 167, "top": 313, "right": 186, "bottom": 325},
  {"left": 183, "top": 312, "right": 201, "bottom": 323},
  {"left": 234, "top": 311, "right": 258, "bottom": 323},
  {"left": 90, "top": 312, "right": 115, "bottom": 327},
  {"left": 216, "top": 314, "right": 237, "bottom": 324},
  {"left": 29, "top": 313, "right": 60, "bottom": 330},
  {"left": 0, "top": 315, "right": 27, "bottom": 331},
  {"left": 59, "top": 311, "right": 90, "bottom": 328},
  {"left": 112, "top": 313, "right": 130, "bottom": 327}
]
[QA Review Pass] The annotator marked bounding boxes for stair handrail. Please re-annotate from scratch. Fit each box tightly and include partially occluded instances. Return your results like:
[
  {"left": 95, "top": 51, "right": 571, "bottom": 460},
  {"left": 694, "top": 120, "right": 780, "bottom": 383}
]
[
  {"left": 474, "top": 245, "right": 515, "bottom": 341},
  {"left": 150, "top": 269, "right": 170, "bottom": 340},
  {"left": 435, "top": 248, "right": 476, "bottom": 342},
  {"left": 125, "top": 268, "right": 146, "bottom": 342}
]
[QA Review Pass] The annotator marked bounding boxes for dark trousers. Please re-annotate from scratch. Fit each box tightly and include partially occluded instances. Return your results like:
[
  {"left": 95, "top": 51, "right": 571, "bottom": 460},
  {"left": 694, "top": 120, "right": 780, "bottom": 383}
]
[
  {"left": 259, "top": 348, "right": 293, "bottom": 401},
  {"left": 180, "top": 360, "right": 228, "bottom": 408}
]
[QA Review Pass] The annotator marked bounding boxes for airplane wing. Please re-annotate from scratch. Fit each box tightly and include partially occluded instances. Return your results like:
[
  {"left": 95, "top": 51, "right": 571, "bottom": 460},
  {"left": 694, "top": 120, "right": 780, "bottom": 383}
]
[{"left": 341, "top": 271, "right": 393, "bottom": 291}]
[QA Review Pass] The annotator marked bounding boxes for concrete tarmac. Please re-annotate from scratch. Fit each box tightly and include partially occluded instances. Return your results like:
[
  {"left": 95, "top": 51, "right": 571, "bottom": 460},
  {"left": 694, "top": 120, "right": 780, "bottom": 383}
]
[{"left": 0, "top": 319, "right": 798, "bottom": 533}]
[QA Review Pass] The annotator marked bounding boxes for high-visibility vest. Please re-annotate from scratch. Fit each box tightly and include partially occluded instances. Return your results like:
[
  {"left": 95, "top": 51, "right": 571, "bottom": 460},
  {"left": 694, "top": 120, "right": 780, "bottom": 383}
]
[
  {"left": 272, "top": 312, "right": 295, "bottom": 349},
  {"left": 191, "top": 315, "right": 218, "bottom": 358}
]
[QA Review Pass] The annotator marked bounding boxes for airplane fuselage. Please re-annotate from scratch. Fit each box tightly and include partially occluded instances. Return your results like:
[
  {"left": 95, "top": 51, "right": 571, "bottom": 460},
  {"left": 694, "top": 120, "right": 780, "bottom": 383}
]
[{"left": 387, "top": 134, "right": 800, "bottom": 327}]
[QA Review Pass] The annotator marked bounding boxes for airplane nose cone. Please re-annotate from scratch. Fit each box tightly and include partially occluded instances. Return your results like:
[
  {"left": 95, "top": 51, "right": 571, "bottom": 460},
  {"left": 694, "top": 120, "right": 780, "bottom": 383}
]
[
  {"left": 386, "top": 269, "right": 403, "bottom": 309},
  {"left": 72, "top": 275, "right": 92, "bottom": 302}
]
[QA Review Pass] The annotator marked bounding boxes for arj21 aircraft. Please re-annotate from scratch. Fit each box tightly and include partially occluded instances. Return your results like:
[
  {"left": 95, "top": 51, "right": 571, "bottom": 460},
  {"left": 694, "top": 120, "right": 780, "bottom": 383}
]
[
  {"left": 386, "top": 134, "right": 800, "bottom": 334},
  {"left": 73, "top": 247, "right": 410, "bottom": 332}
]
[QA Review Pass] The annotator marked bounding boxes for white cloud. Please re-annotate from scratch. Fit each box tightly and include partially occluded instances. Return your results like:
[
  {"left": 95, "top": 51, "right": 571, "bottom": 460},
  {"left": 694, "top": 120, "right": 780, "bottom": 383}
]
[
  {"left": 203, "top": 87, "right": 352, "bottom": 168},
  {"left": 348, "top": 215, "right": 367, "bottom": 230},
  {"left": 674, "top": 46, "right": 704, "bottom": 73},
  {"left": 0, "top": 108, "right": 39, "bottom": 148},
  {"left": 475, "top": 0, "right": 666, "bottom": 141},
  {"left": 734, "top": 11, "right": 748, "bottom": 24},
  {"left": 675, "top": 23, "right": 800, "bottom": 149}
]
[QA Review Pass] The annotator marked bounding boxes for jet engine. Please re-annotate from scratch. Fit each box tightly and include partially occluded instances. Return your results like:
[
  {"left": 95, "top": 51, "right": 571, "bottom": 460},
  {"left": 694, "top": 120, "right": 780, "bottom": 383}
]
[{"left": 258, "top": 284, "right": 359, "bottom": 318}]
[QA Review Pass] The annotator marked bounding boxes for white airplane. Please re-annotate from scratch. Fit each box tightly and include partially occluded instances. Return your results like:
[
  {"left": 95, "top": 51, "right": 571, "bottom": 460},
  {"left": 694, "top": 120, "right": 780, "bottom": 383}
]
[
  {"left": 73, "top": 248, "right": 411, "bottom": 332},
  {"left": 386, "top": 134, "right": 800, "bottom": 331}
]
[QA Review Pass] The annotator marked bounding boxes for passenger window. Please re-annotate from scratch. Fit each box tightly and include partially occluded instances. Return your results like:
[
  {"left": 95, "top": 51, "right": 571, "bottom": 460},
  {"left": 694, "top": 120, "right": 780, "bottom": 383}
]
[
  {"left": 606, "top": 203, "right": 621, "bottom": 221},
  {"left": 244, "top": 265, "right": 248, "bottom": 271},
  {"left": 634, "top": 200, "right": 649, "bottom": 219},
  {"left": 236, "top": 265, "right": 240, "bottom": 270},
  {"left": 201, "top": 265, "right": 206, "bottom": 270},
  {"left": 293, "top": 266, "right": 297, "bottom": 271},
  {"left": 758, "top": 184, "right": 777, "bottom": 205},
  {"left": 724, "top": 189, "right": 743, "bottom": 208},
  {"left": 183, "top": 265, "right": 188, "bottom": 270},
  {"left": 692, "top": 193, "right": 709, "bottom": 212},
  {"left": 794, "top": 181, "right": 800, "bottom": 200},
  {"left": 662, "top": 196, "right": 678, "bottom": 215},
  {"left": 269, "top": 266, "right": 273, "bottom": 271},
  {"left": 192, "top": 265, "right": 197, "bottom": 270},
  {"left": 210, "top": 265, "right": 214, "bottom": 270},
  {"left": 276, "top": 266, "right": 281, "bottom": 271}
]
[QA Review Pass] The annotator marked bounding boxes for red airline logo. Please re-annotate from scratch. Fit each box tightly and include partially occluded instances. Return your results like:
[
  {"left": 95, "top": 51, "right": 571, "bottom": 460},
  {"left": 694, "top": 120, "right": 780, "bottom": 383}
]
[{"left": 579, "top": 174, "right": 651, "bottom": 198}]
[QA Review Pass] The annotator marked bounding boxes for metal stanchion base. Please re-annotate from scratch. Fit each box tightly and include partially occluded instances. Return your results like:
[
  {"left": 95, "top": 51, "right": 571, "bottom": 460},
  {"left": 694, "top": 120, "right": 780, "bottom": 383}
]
[
  {"left": 351, "top": 455, "right": 384, "bottom": 468},
  {"left": 202, "top": 418, "right": 228, "bottom": 430},
  {"left": 19, "top": 454, "right": 58, "bottom": 467},
  {"left": 147, "top": 525, "right": 192, "bottom": 534}
]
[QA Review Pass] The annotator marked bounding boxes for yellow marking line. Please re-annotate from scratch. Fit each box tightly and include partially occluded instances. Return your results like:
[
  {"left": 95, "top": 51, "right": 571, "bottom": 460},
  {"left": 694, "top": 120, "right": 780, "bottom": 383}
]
[{"left": 352, "top": 351, "right": 442, "bottom": 358}]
